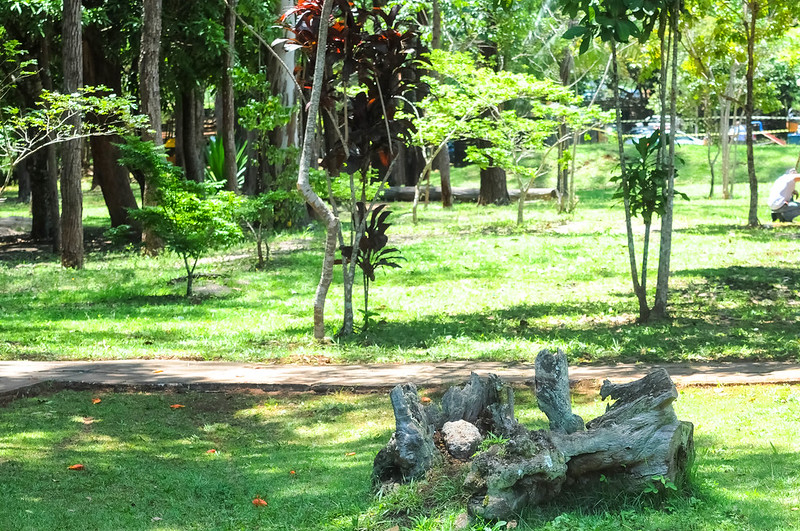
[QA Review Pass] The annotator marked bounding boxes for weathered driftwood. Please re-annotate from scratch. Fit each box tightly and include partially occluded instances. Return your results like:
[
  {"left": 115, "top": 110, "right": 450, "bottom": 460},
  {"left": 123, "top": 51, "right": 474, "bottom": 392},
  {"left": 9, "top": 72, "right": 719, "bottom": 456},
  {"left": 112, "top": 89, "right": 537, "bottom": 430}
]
[
  {"left": 534, "top": 349, "right": 584, "bottom": 434},
  {"left": 373, "top": 350, "right": 695, "bottom": 522},
  {"left": 380, "top": 186, "right": 559, "bottom": 203},
  {"left": 372, "top": 383, "right": 439, "bottom": 483}
]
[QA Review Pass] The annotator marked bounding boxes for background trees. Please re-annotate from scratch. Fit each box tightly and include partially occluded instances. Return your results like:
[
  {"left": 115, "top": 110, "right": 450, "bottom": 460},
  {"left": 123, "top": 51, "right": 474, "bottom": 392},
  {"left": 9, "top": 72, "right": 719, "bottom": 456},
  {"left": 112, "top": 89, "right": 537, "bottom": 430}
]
[{"left": 1, "top": 0, "right": 799, "bottom": 338}]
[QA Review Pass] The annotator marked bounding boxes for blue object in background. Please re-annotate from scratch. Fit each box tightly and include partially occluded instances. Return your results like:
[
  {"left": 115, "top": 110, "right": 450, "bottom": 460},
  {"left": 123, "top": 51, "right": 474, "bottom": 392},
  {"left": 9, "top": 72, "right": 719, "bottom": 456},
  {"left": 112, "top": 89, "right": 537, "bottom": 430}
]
[{"left": 788, "top": 133, "right": 800, "bottom": 145}]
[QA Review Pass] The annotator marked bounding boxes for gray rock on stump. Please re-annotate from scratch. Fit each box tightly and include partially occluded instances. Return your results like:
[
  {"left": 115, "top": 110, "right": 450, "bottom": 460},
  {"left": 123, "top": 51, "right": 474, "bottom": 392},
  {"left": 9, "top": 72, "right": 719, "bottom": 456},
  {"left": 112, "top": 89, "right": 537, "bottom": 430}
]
[{"left": 442, "top": 420, "right": 482, "bottom": 460}]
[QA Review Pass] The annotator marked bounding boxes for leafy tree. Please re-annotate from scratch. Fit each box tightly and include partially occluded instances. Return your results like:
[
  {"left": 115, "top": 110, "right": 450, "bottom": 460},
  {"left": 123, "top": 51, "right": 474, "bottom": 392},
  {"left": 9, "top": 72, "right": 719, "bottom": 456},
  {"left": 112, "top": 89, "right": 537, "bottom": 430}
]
[
  {"left": 411, "top": 50, "right": 605, "bottom": 225},
  {"left": 1, "top": 85, "right": 147, "bottom": 201},
  {"left": 560, "top": 0, "right": 682, "bottom": 321},
  {"left": 120, "top": 137, "right": 244, "bottom": 297},
  {"left": 610, "top": 130, "right": 688, "bottom": 316}
]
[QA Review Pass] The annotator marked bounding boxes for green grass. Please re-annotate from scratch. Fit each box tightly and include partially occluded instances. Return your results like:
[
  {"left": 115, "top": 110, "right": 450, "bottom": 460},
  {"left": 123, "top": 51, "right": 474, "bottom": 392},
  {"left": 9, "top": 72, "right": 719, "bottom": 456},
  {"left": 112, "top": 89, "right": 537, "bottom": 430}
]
[
  {"left": 1, "top": 144, "right": 799, "bottom": 364},
  {"left": 0, "top": 384, "right": 798, "bottom": 530}
]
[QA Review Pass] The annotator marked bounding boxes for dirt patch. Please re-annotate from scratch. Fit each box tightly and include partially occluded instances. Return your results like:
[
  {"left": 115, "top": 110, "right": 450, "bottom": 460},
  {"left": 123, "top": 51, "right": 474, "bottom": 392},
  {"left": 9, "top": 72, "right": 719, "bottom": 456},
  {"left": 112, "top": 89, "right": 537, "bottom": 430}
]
[{"left": 0, "top": 216, "right": 31, "bottom": 238}]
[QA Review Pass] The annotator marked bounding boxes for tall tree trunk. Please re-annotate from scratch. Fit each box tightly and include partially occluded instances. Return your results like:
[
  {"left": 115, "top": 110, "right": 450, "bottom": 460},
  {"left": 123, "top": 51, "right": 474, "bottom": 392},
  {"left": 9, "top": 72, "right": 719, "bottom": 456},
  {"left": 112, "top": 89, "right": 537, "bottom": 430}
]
[
  {"left": 61, "top": 0, "right": 84, "bottom": 269},
  {"left": 178, "top": 87, "right": 205, "bottom": 182},
  {"left": 296, "top": 0, "right": 338, "bottom": 340},
  {"left": 83, "top": 33, "right": 139, "bottom": 228},
  {"left": 744, "top": 1, "right": 759, "bottom": 227},
  {"left": 431, "top": 0, "right": 452, "bottom": 208},
  {"left": 222, "top": 0, "right": 238, "bottom": 191},
  {"left": 653, "top": 0, "right": 680, "bottom": 318},
  {"left": 139, "top": 0, "right": 162, "bottom": 145},
  {"left": 139, "top": 0, "right": 163, "bottom": 253},
  {"left": 30, "top": 35, "right": 61, "bottom": 249}
]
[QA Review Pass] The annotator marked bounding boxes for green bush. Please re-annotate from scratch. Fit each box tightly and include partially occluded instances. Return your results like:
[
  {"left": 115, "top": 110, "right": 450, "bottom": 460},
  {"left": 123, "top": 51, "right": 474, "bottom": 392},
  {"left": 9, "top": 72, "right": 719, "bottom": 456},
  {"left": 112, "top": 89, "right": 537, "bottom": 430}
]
[{"left": 119, "top": 136, "right": 244, "bottom": 296}]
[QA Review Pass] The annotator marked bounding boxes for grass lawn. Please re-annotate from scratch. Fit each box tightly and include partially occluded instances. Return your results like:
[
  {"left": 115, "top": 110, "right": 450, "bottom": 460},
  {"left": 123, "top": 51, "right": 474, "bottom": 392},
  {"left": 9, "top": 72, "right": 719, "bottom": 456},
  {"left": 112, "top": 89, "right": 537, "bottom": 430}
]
[
  {"left": 1, "top": 143, "right": 799, "bottom": 364},
  {"left": 0, "top": 384, "right": 798, "bottom": 530}
]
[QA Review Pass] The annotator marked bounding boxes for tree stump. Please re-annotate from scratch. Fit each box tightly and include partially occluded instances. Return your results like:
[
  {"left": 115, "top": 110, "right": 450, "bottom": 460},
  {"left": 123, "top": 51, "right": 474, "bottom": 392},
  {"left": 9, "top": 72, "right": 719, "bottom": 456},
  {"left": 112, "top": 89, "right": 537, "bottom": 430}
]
[{"left": 373, "top": 349, "right": 695, "bottom": 522}]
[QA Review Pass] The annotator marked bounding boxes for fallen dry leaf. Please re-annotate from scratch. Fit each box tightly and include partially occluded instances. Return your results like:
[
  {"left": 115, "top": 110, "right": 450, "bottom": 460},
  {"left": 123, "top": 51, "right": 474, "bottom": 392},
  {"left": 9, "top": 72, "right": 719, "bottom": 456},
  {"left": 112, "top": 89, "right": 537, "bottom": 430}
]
[
  {"left": 507, "top": 520, "right": 518, "bottom": 529},
  {"left": 345, "top": 452, "right": 356, "bottom": 456},
  {"left": 206, "top": 449, "right": 217, "bottom": 454},
  {"left": 91, "top": 398, "right": 101, "bottom": 404},
  {"left": 252, "top": 497, "right": 268, "bottom": 507},
  {"left": 170, "top": 404, "right": 185, "bottom": 409},
  {"left": 68, "top": 464, "right": 85, "bottom": 471},
  {"left": 420, "top": 396, "right": 431, "bottom": 403},
  {"left": 151, "top": 517, "right": 163, "bottom": 522},
  {"left": 384, "top": 526, "right": 400, "bottom": 531}
]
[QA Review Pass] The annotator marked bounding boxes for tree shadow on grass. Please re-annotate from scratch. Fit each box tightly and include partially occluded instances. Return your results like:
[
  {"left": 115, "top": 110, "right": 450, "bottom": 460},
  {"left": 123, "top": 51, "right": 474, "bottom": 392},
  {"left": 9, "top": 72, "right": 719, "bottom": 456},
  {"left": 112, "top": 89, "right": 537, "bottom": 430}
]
[
  {"left": 672, "top": 265, "right": 800, "bottom": 294},
  {"left": 336, "top": 290, "right": 800, "bottom": 363},
  {"left": 675, "top": 223, "right": 800, "bottom": 240}
]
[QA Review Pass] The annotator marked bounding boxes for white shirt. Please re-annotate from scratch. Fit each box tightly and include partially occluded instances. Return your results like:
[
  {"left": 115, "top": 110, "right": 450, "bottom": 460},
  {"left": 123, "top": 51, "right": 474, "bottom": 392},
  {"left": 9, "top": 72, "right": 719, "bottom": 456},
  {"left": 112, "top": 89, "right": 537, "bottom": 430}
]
[{"left": 768, "top": 172, "right": 799, "bottom": 210}]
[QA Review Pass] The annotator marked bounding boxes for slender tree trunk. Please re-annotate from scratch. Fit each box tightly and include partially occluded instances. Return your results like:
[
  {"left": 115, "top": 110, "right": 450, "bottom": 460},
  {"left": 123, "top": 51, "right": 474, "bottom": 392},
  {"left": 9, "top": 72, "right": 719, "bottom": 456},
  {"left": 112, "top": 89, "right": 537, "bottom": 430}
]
[
  {"left": 139, "top": 0, "right": 163, "bottom": 253},
  {"left": 719, "top": 61, "right": 740, "bottom": 200},
  {"left": 705, "top": 96, "right": 720, "bottom": 197},
  {"left": 61, "top": 0, "right": 84, "bottom": 269},
  {"left": 612, "top": 42, "right": 647, "bottom": 322},
  {"left": 653, "top": 0, "right": 680, "bottom": 318},
  {"left": 266, "top": 0, "right": 300, "bottom": 184},
  {"left": 222, "top": 0, "right": 238, "bottom": 191},
  {"left": 557, "top": 47, "right": 573, "bottom": 212},
  {"left": 431, "top": 0, "right": 452, "bottom": 208},
  {"left": 720, "top": 97, "right": 732, "bottom": 198},
  {"left": 744, "top": 0, "right": 759, "bottom": 227},
  {"left": 243, "top": 129, "right": 259, "bottom": 195},
  {"left": 296, "top": 0, "right": 338, "bottom": 340}
]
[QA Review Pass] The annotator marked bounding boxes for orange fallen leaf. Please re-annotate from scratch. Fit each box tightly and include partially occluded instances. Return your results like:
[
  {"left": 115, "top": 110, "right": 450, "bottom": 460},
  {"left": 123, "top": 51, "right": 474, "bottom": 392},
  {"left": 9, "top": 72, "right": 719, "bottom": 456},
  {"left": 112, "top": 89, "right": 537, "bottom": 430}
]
[
  {"left": 68, "top": 464, "right": 85, "bottom": 471},
  {"left": 289, "top": 470, "right": 296, "bottom": 475},
  {"left": 345, "top": 452, "right": 356, "bottom": 456},
  {"left": 206, "top": 449, "right": 217, "bottom": 454},
  {"left": 420, "top": 396, "right": 431, "bottom": 403},
  {"left": 252, "top": 497, "right": 268, "bottom": 507},
  {"left": 91, "top": 398, "right": 101, "bottom": 404},
  {"left": 170, "top": 404, "right": 185, "bottom": 409},
  {"left": 153, "top": 370, "right": 164, "bottom": 374}
]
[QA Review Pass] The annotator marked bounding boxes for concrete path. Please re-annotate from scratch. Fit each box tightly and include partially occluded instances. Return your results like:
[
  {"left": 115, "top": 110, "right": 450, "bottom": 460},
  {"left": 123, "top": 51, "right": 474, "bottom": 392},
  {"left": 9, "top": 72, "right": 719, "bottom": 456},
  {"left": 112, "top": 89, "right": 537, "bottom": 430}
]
[{"left": 2, "top": 359, "right": 800, "bottom": 400}]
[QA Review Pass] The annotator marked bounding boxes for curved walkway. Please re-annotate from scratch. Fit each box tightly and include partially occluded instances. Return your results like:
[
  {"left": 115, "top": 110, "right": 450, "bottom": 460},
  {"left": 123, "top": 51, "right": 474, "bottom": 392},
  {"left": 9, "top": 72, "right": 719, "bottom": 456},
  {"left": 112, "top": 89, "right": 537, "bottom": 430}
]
[{"left": 2, "top": 359, "right": 800, "bottom": 401}]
